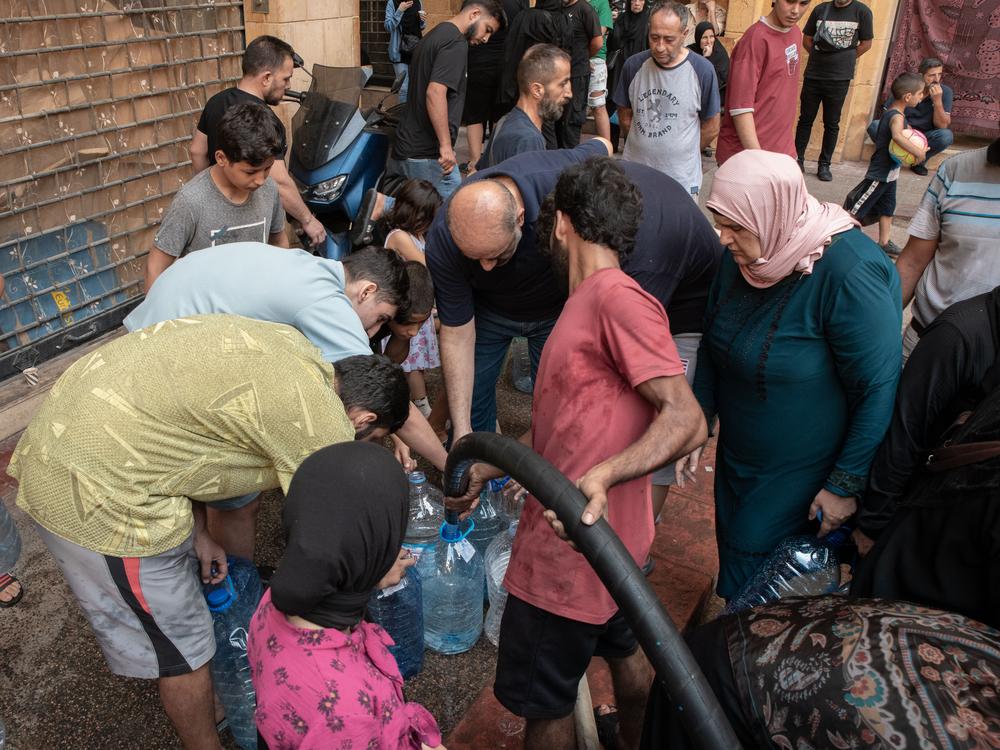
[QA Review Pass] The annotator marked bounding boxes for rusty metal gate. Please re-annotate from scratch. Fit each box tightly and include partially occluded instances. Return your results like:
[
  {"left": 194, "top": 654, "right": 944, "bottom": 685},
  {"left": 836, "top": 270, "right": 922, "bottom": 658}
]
[{"left": 0, "top": 0, "right": 244, "bottom": 382}]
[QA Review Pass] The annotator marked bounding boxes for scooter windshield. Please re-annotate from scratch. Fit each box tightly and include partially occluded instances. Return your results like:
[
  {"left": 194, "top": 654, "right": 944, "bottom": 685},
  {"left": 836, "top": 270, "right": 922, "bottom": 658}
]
[{"left": 292, "top": 66, "right": 368, "bottom": 172}]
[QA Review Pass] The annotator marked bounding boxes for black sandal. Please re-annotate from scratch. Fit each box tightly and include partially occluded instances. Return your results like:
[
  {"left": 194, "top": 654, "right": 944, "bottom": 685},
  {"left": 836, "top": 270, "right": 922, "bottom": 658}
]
[
  {"left": 0, "top": 572, "right": 24, "bottom": 608},
  {"left": 593, "top": 704, "right": 620, "bottom": 749}
]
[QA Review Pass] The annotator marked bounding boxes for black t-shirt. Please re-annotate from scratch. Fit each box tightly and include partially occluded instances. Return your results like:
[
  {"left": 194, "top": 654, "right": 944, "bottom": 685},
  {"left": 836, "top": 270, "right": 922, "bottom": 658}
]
[
  {"left": 803, "top": 0, "right": 874, "bottom": 81},
  {"left": 196, "top": 87, "right": 288, "bottom": 165},
  {"left": 562, "top": 0, "right": 602, "bottom": 76},
  {"left": 426, "top": 140, "right": 723, "bottom": 332},
  {"left": 394, "top": 22, "right": 469, "bottom": 160},
  {"left": 866, "top": 108, "right": 903, "bottom": 181}
]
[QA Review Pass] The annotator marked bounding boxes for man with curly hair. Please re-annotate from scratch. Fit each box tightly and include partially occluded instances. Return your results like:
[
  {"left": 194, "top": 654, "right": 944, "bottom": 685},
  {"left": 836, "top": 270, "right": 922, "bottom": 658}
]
[
  {"left": 486, "top": 158, "right": 707, "bottom": 749},
  {"left": 426, "top": 138, "right": 722, "bottom": 457}
]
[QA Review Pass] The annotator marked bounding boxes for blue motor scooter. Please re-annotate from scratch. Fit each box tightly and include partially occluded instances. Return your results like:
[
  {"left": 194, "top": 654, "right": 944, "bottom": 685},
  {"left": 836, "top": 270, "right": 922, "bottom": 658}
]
[{"left": 285, "top": 64, "right": 403, "bottom": 259}]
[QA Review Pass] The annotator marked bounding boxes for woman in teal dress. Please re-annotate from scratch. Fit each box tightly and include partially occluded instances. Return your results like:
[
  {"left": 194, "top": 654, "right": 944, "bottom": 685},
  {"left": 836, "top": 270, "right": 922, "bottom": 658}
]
[{"left": 681, "top": 150, "right": 903, "bottom": 600}]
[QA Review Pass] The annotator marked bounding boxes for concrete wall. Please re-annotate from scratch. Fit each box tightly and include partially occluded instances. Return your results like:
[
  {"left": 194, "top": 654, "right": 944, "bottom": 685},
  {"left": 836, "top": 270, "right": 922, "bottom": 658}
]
[
  {"left": 243, "top": 0, "right": 362, "bottom": 137},
  {"left": 719, "top": 0, "right": 899, "bottom": 163}
]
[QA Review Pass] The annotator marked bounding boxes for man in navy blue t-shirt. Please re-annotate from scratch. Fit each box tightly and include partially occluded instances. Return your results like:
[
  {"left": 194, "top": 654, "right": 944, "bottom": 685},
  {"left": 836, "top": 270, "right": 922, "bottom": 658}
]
[
  {"left": 425, "top": 137, "right": 723, "bottom": 442},
  {"left": 477, "top": 44, "right": 573, "bottom": 170}
]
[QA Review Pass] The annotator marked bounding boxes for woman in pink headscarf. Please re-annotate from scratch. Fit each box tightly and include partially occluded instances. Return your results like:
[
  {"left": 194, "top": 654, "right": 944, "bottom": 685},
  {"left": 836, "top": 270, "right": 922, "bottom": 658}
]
[{"left": 677, "top": 150, "right": 902, "bottom": 601}]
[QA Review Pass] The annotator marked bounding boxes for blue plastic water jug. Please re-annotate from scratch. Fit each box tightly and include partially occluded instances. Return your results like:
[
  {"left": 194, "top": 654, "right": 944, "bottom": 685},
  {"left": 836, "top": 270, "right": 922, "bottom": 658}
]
[
  {"left": 367, "top": 565, "right": 424, "bottom": 678},
  {"left": 419, "top": 511, "right": 485, "bottom": 654},
  {"left": 204, "top": 556, "right": 263, "bottom": 750},
  {"left": 0, "top": 504, "right": 22, "bottom": 573},
  {"left": 725, "top": 523, "right": 853, "bottom": 615}
]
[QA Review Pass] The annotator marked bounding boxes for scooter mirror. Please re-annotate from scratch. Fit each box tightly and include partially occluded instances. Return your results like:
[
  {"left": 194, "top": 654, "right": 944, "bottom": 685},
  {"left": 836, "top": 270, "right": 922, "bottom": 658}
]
[
  {"left": 390, "top": 71, "right": 406, "bottom": 94},
  {"left": 292, "top": 52, "right": 305, "bottom": 69}
]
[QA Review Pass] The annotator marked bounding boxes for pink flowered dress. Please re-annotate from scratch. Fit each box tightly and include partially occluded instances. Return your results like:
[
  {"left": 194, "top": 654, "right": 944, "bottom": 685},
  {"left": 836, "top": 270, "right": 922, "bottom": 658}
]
[
  {"left": 384, "top": 229, "right": 440, "bottom": 373},
  {"left": 248, "top": 590, "right": 442, "bottom": 750}
]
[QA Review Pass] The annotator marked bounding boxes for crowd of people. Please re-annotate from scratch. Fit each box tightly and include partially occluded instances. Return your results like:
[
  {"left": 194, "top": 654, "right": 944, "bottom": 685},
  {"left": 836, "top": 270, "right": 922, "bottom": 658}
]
[{"left": 3, "top": 2, "right": 1000, "bottom": 749}]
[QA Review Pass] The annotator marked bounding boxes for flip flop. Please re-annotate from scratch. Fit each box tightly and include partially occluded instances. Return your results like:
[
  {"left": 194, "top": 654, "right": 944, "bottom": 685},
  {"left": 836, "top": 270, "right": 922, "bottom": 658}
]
[
  {"left": 0, "top": 572, "right": 24, "bottom": 608},
  {"left": 593, "top": 704, "right": 619, "bottom": 749}
]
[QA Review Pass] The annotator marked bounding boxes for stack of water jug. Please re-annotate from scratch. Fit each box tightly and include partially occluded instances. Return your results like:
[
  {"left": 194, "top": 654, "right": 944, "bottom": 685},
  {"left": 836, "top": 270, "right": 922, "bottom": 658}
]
[{"left": 368, "top": 471, "right": 524, "bottom": 674}]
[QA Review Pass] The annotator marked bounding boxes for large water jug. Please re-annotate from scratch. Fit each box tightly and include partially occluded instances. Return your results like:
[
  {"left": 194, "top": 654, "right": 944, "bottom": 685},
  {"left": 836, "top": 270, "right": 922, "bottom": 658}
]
[
  {"left": 367, "top": 565, "right": 424, "bottom": 678},
  {"left": 0, "top": 716, "right": 6, "bottom": 750},
  {"left": 0, "top": 504, "right": 22, "bottom": 572},
  {"left": 204, "top": 556, "right": 263, "bottom": 750},
  {"left": 403, "top": 472, "right": 445, "bottom": 562},
  {"left": 725, "top": 525, "right": 852, "bottom": 615},
  {"left": 484, "top": 519, "right": 518, "bottom": 647},
  {"left": 468, "top": 479, "right": 509, "bottom": 600},
  {"left": 420, "top": 511, "right": 485, "bottom": 654},
  {"left": 509, "top": 337, "right": 533, "bottom": 394}
]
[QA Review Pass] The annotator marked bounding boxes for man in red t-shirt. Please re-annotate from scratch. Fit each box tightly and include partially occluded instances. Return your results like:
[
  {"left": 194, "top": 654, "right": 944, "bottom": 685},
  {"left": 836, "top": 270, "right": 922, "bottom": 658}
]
[
  {"left": 715, "top": 0, "right": 810, "bottom": 165},
  {"left": 493, "top": 158, "right": 707, "bottom": 749}
]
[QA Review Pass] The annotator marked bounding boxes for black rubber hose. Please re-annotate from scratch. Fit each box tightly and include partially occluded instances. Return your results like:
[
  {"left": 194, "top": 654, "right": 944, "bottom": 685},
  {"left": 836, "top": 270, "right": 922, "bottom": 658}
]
[{"left": 445, "top": 432, "right": 740, "bottom": 750}]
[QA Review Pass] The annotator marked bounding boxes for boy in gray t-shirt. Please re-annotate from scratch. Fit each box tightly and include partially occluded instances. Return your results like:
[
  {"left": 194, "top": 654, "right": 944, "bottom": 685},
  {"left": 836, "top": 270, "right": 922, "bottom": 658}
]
[{"left": 145, "top": 101, "right": 288, "bottom": 289}]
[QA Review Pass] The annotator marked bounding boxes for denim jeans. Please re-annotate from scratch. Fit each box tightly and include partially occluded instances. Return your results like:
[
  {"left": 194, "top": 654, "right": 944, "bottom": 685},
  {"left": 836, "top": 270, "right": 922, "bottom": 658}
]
[
  {"left": 471, "top": 306, "right": 558, "bottom": 433},
  {"left": 392, "top": 62, "right": 409, "bottom": 104},
  {"left": 391, "top": 156, "right": 462, "bottom": 198},
  {"left": 794, "top": 77, "right": 851, "bottom": 166}
]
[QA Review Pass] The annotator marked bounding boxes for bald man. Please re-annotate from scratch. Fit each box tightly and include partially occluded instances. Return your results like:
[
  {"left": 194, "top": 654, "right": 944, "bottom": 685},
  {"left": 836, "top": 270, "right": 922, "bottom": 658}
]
[{"left": 425, "top": 138, "right": 723, "bottom": 448}]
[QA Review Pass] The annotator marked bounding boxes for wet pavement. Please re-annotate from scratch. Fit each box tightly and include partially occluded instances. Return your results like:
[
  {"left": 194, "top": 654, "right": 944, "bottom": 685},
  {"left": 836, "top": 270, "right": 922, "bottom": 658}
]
[{"left": 0, "top": 137, "right": 975, "bottom": 748}]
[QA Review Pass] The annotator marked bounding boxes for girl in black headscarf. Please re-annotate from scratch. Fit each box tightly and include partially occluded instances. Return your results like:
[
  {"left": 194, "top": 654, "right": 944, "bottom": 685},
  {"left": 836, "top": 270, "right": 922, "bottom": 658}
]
[
  {"left": 248, "top": 442, "right": 444, "bottom": 750},
  {"left": 687, "top": 20, "right": 729, "bottom": 108}
]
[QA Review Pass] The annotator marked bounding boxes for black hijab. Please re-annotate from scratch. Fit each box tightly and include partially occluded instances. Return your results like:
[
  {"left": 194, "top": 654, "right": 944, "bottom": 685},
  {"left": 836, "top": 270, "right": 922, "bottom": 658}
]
[
  {"left": 688, "top": 21, "right": 729, "bottom": 92},
  {"left": 269, "top": 442, "right": 409, "bottom": 630},
  {"left": 611, "top": 0, "right": 650, "bottom": 62}
]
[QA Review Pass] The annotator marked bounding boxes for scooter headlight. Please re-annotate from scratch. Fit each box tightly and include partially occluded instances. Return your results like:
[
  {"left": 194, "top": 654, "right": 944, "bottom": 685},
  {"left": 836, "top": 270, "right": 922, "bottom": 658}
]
[{"left": 311, "top": 175, "right": 349, "bottom": 201}]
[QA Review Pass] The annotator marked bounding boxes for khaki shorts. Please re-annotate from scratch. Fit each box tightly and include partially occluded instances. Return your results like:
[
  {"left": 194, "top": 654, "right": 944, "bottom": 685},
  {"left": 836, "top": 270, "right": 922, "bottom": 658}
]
[
  {"left": 588, "top": 57, "right": 608, "bottom": 108},
  {"left": 37, "top": 525, "right": 215, "bottom": 679},
  {"left": 652, "top": 332, "right": 701, "bottom": 486}
]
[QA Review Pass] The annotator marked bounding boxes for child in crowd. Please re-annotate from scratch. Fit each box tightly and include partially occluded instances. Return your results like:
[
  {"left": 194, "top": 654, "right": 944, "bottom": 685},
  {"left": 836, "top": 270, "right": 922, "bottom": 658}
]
[
  {"left": 846, "top": 72, "right": 928, "bottom": 255},
  {"left": 384, "top": 180, "right": 443, "bottom": 419},
  {"left": 249, "top": 442, "right": 445, "bottom": 750}
]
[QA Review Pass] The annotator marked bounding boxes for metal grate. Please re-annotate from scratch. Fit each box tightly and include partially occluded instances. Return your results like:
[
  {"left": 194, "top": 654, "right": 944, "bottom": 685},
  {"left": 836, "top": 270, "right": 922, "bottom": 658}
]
[
  {"left": 360, "top": 0, "right": 394, "bottom": 86},
  {"left": 0, "top": 0, "right": 244, "bottom": 380}
]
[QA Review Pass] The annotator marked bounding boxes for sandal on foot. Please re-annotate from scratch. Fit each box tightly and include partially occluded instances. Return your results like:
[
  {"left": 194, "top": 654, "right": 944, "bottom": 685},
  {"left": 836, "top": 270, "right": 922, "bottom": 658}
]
[
  {"left": 0, "top": 572, "right": 24, "bottom": 608},
  {"left": 593, "top": 704, "right": 619, "bottom": 749}
]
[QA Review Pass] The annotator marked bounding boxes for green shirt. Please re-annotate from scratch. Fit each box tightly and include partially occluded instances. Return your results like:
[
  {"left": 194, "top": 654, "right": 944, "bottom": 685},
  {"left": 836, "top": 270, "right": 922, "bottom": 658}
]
[
  {"left": 589, "top": 0, "right": 613, "bottom": 59},
  {"left": 8, "top": 315, "right": 355, "bottom": 557}
]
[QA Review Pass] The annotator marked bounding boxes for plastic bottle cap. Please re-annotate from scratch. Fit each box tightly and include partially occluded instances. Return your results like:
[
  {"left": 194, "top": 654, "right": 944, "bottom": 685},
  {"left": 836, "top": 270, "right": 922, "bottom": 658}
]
[
  {"left": 205, "top": 577, "right": 236, "bottom": 612},
  {"left": 408, "top": 471, "right": 427, "bottom": 484},
  {"left": 440, "top": 516, "right": 474, "bottom": 542}
]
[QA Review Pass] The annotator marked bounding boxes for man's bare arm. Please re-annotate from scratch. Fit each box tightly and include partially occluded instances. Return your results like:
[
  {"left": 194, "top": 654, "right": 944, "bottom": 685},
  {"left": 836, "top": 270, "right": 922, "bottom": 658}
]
[
  {"left": 190, "top": 128, "right": 210, "bottom": 173},
  {"left": 440, "top": 321, "right": 477, "bottom": 440},
  {"left": 731, "top": 111, "right": 761, "bottom": 151},
  {"left": 896, "top": 235, "right": 938, "bottom": 308},
  {"left": 700, "top": 113, "right": 720, "bottom": 149},
  {"left": 269, "top": 159, "right": 327, "bottom": 246},
  {"left": 144, "top": 246, "right": 177, "bottom": 292}
]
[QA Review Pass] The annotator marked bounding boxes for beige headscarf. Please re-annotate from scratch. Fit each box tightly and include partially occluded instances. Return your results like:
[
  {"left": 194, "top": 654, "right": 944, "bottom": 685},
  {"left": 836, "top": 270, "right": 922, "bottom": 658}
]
[{"left": 706, "top": 151, "right": 859, "bottom": 289}]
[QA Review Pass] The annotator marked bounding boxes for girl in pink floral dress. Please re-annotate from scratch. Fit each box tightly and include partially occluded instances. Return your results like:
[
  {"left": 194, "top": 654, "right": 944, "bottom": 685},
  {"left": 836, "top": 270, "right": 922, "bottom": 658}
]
[{"left": 249, "top": 442, "right": 444, "bottom": 750}]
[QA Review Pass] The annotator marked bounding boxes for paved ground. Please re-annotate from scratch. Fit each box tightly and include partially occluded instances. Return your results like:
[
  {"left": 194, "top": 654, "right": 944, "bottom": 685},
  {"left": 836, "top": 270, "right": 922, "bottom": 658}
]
[{"left": 0, "top": 136, "right": 972, "bottom": 748}]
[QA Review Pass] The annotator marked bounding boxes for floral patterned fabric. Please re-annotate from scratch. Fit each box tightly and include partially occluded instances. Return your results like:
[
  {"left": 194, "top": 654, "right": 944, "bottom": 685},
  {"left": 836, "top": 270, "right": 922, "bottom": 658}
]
[
  {"left": 729, "top": 596, "right": 1000, "bottom": 749},
  {"left": 248, "top": 590, "right": 442, "bottom": 750}
]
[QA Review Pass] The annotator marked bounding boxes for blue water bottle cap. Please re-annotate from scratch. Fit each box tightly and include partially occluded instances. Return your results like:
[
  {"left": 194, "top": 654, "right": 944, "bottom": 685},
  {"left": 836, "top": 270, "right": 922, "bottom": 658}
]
[
  {"left": 440, "top": 511, "right": 474, "bottom": 542},
  {"left": 408, "top": 471, "right": 427, "bottom": 484},
  {"left": 488, "top": 476, "right": 511, "bottom": 492},
  {"left": 205, "top": 575, "right": 237, "bottom": 612}
]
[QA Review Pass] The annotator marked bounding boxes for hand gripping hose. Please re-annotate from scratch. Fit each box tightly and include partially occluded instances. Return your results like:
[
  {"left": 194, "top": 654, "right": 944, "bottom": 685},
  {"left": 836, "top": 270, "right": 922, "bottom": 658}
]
[{"left": 445, "top": 432, "right": 740, "bottom": 750}]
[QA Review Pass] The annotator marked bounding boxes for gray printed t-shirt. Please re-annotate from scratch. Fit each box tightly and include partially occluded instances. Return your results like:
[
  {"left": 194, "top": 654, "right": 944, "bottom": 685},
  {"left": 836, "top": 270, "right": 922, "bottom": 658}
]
[
  {"left": 613, "top": 50, "right": 720, "bottom": 195},
  {"left": 124, "top": 242, "right": 371, "bottom": 363},
  {"left": 153, "top": 169, "right": 285, "bottom": 258}
]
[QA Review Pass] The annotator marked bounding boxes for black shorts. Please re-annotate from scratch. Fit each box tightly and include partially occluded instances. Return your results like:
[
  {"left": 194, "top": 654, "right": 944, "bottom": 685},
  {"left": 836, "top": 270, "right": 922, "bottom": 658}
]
[
  {"left": 493, "top": 594, "right": 639, "bottom": 720},
  {"left": 462, "top": 61, "right": 502, "bottom": 125},
  {"left": 846, "top": 178, "right": 896, "bottom": 224}
]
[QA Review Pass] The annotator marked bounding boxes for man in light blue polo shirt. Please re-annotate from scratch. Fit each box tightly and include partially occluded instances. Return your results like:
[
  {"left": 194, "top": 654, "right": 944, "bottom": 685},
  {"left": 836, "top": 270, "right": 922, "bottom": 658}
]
[
  {"left": 127, "top": 242, "right": 396, "bottom": 361},
  {"left": 126, "top": 241, "right": 449, "bottom": 555}
]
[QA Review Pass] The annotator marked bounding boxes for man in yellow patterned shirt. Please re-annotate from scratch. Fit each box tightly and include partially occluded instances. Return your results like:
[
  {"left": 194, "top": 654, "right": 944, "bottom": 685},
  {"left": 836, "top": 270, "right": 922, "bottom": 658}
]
[{"left": 6, "top": 314, "right": 409, "bottom": 750}]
